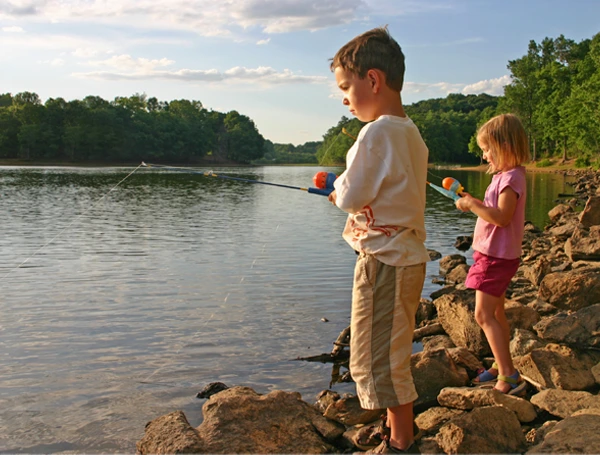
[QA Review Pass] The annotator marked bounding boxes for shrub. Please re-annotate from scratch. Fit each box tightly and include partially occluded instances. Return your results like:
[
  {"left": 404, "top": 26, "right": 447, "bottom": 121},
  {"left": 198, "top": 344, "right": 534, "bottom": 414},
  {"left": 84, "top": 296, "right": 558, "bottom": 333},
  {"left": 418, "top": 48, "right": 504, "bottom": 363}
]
[{"left": 535, "top": 158, "right": 553, "bottom": 168}]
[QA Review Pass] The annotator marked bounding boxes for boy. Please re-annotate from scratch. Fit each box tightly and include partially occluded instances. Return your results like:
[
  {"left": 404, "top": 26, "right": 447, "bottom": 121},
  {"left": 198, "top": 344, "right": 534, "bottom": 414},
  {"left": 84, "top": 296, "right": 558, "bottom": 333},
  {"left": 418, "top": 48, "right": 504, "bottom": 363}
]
[{"left": 328, "top": 27, "right": 429, "bottom": 454}]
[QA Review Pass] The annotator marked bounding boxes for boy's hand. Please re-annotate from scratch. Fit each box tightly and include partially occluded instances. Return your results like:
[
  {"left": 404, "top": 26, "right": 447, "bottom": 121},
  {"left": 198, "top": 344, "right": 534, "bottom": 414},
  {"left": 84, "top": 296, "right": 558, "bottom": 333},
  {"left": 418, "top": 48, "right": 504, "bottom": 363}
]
[{"left": 328, "top": 189, "right": 337, "bottom": 206}]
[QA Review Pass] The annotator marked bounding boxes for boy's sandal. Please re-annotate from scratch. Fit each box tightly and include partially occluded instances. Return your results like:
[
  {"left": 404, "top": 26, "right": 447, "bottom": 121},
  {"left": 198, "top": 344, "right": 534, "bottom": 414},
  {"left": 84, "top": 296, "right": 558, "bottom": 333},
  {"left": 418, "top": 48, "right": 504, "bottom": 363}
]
[
  {"left": 471, "top": 361, "right": 499, "bottom": 385},
  {"left": 352, "top": 420, "right": 390, "bottom": 451},
  {"left": 352, "top": 419, "right": 422, "bottom": 451},
  {"left": 495, "top": 370, "right": 527, "bottom": 396}
]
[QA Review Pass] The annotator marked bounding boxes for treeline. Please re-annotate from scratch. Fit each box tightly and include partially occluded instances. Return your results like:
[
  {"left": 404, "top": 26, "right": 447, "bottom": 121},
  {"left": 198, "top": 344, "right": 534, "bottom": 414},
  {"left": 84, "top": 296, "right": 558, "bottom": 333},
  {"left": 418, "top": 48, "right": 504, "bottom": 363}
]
[
  {"left": 316, "top": 93, "right": 499, "bottom": 165},
  {"left": 0, "top": 92, "right": 265, "bottom": 164},
  {"left": 318, "top": 32, "right": 600, "bottom": 167},
  {"left": 1, "top": 33, "right": 598, "bottom": 168}
]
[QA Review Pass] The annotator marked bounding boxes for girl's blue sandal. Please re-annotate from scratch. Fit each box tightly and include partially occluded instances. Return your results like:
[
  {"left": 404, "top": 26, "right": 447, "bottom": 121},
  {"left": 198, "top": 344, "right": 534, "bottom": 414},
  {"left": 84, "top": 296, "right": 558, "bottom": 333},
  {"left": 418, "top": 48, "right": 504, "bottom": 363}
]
[{"left": 471, "top": 361, "right": 498, "bottom": 385}]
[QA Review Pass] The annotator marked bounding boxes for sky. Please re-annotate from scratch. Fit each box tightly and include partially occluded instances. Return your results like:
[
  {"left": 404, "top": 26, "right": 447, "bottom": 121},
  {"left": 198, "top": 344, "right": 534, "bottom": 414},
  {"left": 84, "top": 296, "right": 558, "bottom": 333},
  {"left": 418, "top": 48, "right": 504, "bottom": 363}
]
[{"left": 1, "top": 1, "right": 599, "bottom": 145}]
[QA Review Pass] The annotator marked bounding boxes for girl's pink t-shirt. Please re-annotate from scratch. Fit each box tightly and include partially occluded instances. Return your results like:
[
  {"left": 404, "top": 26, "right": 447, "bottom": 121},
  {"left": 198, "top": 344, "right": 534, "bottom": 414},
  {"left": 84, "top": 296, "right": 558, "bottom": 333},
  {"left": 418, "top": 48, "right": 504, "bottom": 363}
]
[{"left": 472, "top": 166, "right": 527, "bottom": 260}]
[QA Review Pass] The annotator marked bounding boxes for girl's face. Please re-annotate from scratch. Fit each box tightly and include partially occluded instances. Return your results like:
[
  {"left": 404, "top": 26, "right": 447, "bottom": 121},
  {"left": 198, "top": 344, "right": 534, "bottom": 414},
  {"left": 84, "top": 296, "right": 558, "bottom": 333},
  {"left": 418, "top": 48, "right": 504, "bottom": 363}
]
[{"left": 334, "top": 66, "right": 377, "bottom": 122}]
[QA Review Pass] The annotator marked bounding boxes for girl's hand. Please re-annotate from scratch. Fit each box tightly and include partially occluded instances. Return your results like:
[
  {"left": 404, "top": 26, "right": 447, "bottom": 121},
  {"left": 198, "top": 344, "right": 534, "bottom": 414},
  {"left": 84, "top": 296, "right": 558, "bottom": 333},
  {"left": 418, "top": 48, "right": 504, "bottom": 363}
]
[
  {"left": 328, "top": 189, "right": 337, "bottom": 206},
  {"left": 455, "top": 192, "right": 473, "bottom": 212}
]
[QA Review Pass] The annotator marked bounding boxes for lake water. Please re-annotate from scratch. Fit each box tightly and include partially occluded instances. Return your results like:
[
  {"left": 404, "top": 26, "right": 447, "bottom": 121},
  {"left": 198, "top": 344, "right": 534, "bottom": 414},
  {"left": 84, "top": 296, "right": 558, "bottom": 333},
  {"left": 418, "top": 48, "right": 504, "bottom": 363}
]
[{"left": 0, "top": 165, "right": 571, "bottom": 453}]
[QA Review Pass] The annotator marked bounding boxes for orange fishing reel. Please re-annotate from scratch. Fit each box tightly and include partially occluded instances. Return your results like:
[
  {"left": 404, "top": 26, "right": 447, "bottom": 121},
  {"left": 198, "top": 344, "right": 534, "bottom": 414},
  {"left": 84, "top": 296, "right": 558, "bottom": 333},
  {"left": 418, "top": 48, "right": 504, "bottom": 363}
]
[
  {"left": 442, "top": 177, "right": 464, "bottom": 195},
  {"left": 313, "top": 171, "right": 337, "bottom": 192}
]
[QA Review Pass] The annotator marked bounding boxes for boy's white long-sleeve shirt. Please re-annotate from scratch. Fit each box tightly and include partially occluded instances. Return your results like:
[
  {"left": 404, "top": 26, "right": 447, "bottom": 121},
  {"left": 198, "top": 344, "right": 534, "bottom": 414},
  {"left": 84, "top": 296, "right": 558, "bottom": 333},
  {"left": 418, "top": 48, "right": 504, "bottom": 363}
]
[{"left": 333, "top": 115, "right": 429, "bottom": 267}]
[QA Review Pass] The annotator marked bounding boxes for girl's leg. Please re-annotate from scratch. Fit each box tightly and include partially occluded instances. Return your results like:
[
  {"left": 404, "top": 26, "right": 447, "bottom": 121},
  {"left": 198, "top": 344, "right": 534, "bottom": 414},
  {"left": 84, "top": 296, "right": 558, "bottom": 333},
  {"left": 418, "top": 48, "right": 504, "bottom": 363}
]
[
  {"left": 473, "top": 290, "right": 515, "bottom": 392},
  {"left": 387, "top": 403, "right": 414, "bottom": 451}
]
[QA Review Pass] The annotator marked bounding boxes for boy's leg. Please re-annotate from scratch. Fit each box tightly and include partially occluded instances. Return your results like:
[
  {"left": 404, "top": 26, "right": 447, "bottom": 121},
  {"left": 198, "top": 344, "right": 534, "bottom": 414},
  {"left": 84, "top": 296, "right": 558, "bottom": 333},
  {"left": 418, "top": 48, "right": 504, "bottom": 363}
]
[
  {"left": 473, "top": 290, "right": 515, "bottom": 386},
  {"left": 387, "top": 402, "right": 414, "bottom": 451}
]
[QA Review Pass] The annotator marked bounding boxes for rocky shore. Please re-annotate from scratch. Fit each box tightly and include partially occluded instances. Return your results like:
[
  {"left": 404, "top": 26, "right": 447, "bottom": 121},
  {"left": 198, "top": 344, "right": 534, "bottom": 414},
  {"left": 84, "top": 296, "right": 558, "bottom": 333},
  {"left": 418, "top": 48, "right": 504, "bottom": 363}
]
[{"left": 137, "top": 169, "right": 600, "bottom": 454}]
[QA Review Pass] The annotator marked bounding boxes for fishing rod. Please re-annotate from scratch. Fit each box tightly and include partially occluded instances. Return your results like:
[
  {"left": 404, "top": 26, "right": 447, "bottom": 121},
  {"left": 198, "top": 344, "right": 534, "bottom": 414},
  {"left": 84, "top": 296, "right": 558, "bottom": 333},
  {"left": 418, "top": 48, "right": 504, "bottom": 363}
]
[
  {"left": 427, "top": 177, "right": 464, "bottom": 202},
  {"left": 141, "top": 162, "right": 336, "bottom": 196}
]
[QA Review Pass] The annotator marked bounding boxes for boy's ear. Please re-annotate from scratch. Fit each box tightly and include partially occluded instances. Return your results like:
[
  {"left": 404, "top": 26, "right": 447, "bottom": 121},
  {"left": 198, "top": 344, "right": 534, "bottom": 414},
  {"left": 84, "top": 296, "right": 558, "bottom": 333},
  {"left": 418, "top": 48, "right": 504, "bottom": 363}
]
[{"left": 367, "top": 69, "right": 384, "bottom": 93}]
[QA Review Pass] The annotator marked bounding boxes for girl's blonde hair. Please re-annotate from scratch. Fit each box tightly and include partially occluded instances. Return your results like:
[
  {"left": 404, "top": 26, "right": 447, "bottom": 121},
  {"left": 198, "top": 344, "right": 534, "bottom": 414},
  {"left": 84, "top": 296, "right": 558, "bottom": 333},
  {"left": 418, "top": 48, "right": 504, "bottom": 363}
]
[{"left": 477, "top": 114, "right": 531, "bottom": 173}]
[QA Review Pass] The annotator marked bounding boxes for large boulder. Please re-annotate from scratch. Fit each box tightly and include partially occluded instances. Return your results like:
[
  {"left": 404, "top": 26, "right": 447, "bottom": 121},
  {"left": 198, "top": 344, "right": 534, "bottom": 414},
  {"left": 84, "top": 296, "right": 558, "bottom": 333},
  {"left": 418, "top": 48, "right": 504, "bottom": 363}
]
[
  {"left": 534, "top": 304, "right": 600, "bottom": 348},
  {"left": 565, "top": 225, "right": 600, "bottom": 261},
  {"left": 526, "top": 410, "right": 600, "bottom": 454},
  {"left": 433, "top": 290, "right": 490, "bottom": 357},
  {"left": 411, "top": 347, "right": 469, "bottom": 407},
  {"left": 137, "top": 387, "right": 346, "bottom": 454},
  {"left": 529, "top": 388, "right": 600, "bottom": 418},
  {"left": 435, "top": 406, "right": 527, "bottom": 454},
  {"left": 538, "top": 268, "right": 600, "bottom": 310},
  {"left": 515, "top": 344, "right": 599, "bottom": 391}
]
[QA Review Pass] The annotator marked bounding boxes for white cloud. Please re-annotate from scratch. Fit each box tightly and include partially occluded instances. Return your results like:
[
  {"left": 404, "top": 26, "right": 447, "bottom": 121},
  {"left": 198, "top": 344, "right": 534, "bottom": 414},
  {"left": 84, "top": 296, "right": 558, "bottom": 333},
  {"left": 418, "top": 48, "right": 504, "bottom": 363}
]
[
  {"left": 2, "top": 26, "right": 24, "bottom": 32},
  {"left": 87, "top": 54, "right": 175, "bottom": 72},
  {"left": 0, "top": 0, "right": 368, "bottom": 36},
  {"left": 256, "top": 38, "right": 270, "bottom": 45},
  {"left": 73, "top": 63, "right": 328, "bottom": 86},
  {"left": 462, "top": 75, "right": 511, "bottom": 96}
]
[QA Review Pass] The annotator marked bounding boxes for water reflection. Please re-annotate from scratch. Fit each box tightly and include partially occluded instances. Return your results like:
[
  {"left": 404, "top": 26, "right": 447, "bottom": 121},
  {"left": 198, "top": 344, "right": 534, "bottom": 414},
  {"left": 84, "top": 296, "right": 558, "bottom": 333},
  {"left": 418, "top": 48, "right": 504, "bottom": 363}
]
[{"left": 0, "top": 165, "right": 569, "bottom": 452}]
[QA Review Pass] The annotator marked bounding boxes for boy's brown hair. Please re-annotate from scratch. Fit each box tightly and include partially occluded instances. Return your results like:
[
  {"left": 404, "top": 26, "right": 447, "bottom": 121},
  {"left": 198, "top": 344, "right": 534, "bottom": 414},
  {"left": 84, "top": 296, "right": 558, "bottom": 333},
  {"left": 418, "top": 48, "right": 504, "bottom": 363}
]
[
  {"left": 477, "top": 114, "right": 531, "bottom": 173},
  {"left": 330, "top": 26, "right": 405, "bottom": 91}
]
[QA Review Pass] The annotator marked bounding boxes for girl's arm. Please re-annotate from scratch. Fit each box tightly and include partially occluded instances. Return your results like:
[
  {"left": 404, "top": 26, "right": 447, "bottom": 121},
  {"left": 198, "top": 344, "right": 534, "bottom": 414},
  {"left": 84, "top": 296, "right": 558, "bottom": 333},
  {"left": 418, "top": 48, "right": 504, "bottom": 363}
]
[{"left": 455, "top": 187, "right": 518, "bottom": 227}]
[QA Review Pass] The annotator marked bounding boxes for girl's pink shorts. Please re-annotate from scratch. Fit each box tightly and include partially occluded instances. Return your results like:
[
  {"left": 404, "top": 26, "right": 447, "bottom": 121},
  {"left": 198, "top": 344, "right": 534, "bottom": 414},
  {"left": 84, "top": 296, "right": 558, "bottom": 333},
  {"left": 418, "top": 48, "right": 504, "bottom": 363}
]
[{"left": 465, "top": 251, "right": 520, "bottom": 297}]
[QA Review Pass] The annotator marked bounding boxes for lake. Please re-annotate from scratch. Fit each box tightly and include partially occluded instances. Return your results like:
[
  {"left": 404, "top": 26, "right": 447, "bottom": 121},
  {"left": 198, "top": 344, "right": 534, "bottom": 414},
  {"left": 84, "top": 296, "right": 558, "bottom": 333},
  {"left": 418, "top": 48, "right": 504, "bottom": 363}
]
[{"left": 0, "top": 165, "right": 572, "bottom": 453}]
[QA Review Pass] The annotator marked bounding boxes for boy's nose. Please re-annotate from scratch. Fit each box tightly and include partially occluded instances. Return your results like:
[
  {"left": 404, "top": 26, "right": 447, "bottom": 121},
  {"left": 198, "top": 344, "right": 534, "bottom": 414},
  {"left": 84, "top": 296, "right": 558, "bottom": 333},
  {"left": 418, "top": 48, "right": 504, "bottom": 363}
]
[{"left": 342, "top": 98, "right": 349, "bottom": 106}]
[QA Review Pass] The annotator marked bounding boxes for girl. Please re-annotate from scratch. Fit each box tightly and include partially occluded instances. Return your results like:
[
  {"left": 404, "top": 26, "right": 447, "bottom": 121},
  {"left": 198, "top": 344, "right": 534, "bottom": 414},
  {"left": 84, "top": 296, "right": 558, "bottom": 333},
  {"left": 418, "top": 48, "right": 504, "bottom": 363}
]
[{"left": 455, "top": 113, "right": 530, "bottom": 395}]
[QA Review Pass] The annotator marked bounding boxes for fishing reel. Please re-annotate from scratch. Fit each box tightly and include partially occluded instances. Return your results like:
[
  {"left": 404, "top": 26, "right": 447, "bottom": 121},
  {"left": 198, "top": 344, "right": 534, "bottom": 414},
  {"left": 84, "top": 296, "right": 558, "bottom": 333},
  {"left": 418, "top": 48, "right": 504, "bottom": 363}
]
[
  {"left": 312, "top": 172, "right": 337, "bottom": 193},
  {"left": 442, "top": 177, "right": 464, "bottom": 196}
]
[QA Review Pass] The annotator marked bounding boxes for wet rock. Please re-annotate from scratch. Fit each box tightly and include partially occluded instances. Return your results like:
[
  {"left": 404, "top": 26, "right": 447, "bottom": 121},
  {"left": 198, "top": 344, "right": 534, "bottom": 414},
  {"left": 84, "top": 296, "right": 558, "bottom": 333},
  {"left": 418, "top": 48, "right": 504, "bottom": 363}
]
[
  {"left": 137, "top": 411, "right": 204, "bottom": 454},
  {"left": 196, "top": 382, "right": 229, "bottom": 399},
  {"left": 453, "top": 236, "right": 472, "bottom": 251}
]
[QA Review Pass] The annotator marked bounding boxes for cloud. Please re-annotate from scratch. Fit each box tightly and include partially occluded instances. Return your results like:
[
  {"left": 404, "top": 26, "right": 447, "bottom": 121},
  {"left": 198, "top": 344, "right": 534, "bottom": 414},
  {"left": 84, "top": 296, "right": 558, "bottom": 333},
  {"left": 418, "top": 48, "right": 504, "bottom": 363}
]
[
  {"left": 0, "top": 0, "right": 368, "bottom": 36},
  {"left": 2, "top": 26, "right": 24, "bottom": 32},
  {"left": 73, "top": 61, "right": 328, "bottom": 86},
  {"left": 462, "top": 75, "right": 510, "bottom": 96},
  {"left": 256, "top": 38, "right": 270, "bottom": 45}
]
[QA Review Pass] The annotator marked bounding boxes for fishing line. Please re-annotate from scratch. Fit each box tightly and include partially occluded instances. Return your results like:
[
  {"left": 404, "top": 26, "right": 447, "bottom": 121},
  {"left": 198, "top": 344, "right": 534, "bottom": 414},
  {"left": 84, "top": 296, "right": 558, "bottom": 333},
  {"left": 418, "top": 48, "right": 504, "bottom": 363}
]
[{"left": 0, "top": 163, "right": 145, "bottom": 282}]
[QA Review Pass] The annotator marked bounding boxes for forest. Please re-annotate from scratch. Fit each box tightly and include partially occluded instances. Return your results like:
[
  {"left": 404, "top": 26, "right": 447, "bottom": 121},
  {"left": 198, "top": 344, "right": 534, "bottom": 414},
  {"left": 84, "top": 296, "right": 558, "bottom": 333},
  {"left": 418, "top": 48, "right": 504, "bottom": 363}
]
[{"left": 0, "top": 32, "right": 598, "bottom": 168}]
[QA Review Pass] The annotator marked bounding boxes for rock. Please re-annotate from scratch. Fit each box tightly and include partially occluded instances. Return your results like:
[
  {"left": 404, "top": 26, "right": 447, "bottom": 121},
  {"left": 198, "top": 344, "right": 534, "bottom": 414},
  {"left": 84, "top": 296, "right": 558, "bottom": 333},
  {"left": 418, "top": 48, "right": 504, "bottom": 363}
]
[
  {"left": 428, "top": 249, "right": 442, "bottom": 261},
  {"left": 439, "top": 254, "right": 467, "bottom": 276},
  {"left": 437, "top": 387, "right": 537, "bottom": 423},
  {"left": 435, "top": 406, "right": 527, "bottom": 454},
  {"left": 515, "top": 344, "right": 598, "bottom": 390},
  {"left": 314, "top": 390, "right": 340, "bottom": 414},
  {"left": 453, "top": 236, "right": 473, "bottom": 251},
  {"left": 565, "top": 225, "right": 600, "bottom": 261},
  {"left": 579, "top": 195, "right": 600, "bottom": 228},
  {"left": 322, "top": 394, "right": 383, "bottom": 427},
  {"left": 521, "top": 256, "right": 552, "bottom": 286},
  {"left": 197, "top": 386, "right": 344, "bottom": 453},
  {"left": 548, "top": 204, "right": 573, "bottom": 223},
  {"left": 505, "top": 300, "right": 541, "bottom": 333},
  {"left": 445, "top": 263, "right": 470, "bottom": 284},
  {"left": 510, "top": 328, "right": 546, "bottom": 358},
  {"left": 538, "top": 268, "right": 600, "bottom": 310},
  {"left": 529, "top": 389, "right": 600, "bottom": 418},
  {"left": 525, "top": 420, "right": 558, "bottom": 445},
  {"left": 533, "top": 304, "right": 600, "bottom": 348},
  {"left": 433, "top": 290, "right": 490, "bottom": 357},
  {"left": 196, "top": 382, "right": 229, "bottom": 399},
  {"left": 526, "top": 411, "right": 600, "bottom": 454},
  {"left": 137, "top": 411, "right": 204, "bottom": 454},
  {"left": 415, "top": 407, "right": 465, "bottom": 436},
  {"left": 411, "top": 347, "right": 469, "bottom": 407}
]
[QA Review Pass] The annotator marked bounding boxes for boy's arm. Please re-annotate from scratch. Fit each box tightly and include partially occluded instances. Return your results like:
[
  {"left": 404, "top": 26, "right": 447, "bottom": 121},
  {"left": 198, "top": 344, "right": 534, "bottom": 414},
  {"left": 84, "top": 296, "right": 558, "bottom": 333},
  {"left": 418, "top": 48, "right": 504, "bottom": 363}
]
[{"left": 455, "top": 187, "right": 518, "bottom": 227}]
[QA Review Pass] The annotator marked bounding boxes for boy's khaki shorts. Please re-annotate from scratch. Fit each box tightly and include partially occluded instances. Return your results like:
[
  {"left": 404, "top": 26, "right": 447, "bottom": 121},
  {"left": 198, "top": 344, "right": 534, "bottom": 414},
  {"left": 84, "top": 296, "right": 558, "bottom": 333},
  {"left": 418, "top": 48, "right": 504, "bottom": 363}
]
[{"left": 350, "top": 252, "right": 426, "bottom": 410}]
